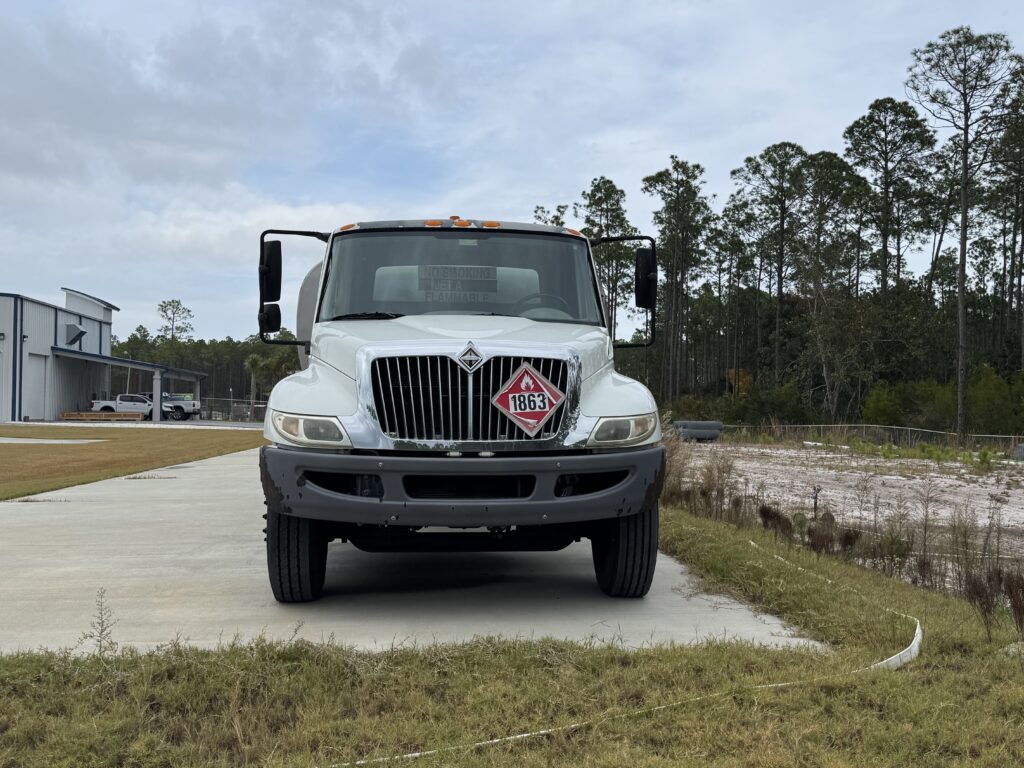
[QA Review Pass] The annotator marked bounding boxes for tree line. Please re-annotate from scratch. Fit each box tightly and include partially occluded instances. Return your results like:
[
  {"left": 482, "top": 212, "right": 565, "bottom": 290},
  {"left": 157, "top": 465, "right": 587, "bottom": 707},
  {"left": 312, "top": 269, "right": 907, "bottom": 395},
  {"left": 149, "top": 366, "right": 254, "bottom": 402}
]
[
  {"left": 539, "top": 27, "right": 1024, "bottom": 435},
  {"left": 111, "top": 299, "right": 297, "bottom": 402},
  {"left": 112, "top": 28, "right": 1024, "bottom": 434}
]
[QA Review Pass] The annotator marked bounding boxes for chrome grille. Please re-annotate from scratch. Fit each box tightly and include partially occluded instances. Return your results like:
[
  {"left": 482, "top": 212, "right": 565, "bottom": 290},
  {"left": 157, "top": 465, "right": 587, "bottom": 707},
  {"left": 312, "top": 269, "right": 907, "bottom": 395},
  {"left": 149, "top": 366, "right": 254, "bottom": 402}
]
[{"left": 371, "top": 355, "right": 569, "bottom": 441}]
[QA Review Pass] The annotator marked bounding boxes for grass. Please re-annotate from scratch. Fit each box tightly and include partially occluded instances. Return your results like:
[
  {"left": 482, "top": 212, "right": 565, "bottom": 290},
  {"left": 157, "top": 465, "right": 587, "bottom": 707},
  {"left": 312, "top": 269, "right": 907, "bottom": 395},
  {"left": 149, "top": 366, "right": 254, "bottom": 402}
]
[
  {"left": 0, "top": 425, "right": 266, "bottom": 500},
  {"left": 1, "top": 507, "right": 1022, "bottom": 766}
]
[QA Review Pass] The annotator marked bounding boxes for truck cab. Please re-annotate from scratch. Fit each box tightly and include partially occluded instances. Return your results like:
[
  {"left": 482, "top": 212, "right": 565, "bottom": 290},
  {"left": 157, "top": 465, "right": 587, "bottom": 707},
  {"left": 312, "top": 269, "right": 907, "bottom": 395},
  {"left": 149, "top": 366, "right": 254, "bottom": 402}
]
[{"left": 257, "top": 218, "right": 664, "bottom": 602}]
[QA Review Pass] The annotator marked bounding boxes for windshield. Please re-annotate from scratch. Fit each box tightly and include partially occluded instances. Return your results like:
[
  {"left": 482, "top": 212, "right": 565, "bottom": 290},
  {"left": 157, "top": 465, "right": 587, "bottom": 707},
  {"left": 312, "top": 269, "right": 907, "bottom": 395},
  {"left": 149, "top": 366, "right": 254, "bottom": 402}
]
[{"left": 319, "top": 230, "right": 604, "bottom": 325}]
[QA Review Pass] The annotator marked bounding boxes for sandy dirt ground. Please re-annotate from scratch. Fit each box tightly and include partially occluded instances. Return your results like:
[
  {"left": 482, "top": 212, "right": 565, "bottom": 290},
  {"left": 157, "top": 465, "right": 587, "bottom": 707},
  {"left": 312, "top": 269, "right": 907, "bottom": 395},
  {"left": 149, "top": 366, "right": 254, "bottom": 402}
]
[{"left": 689, "top": 443, "right": 1024, "bottom": 532}]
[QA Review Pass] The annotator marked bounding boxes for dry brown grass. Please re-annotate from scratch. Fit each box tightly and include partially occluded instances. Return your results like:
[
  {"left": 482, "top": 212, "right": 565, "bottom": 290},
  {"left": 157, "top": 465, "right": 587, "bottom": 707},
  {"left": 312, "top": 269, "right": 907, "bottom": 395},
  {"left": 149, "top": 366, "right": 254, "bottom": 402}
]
[{"left": 0, "top": 425, "right": 266, "bottom": 500}]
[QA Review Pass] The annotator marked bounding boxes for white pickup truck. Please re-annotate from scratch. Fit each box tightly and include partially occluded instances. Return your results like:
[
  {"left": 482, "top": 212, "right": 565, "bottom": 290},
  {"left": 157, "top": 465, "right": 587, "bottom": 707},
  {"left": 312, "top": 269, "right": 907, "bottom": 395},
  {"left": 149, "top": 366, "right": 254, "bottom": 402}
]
[
  {"left": 141, "top": 392, "right": 201, "bottom": 420},
  {"left": 90, "top": 393, "right": 178, "bottom": 419},
  {"left": 257, "top": 218, "right": 664, "bottom": 603}
]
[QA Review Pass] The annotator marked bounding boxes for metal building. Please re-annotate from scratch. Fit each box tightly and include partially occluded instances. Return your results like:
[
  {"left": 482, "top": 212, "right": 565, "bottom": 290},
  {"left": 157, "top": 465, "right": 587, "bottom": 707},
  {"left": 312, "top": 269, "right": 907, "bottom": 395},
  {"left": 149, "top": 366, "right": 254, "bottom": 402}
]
[{"left": 0, "top": 288, "right": 204, "bottom": 422}]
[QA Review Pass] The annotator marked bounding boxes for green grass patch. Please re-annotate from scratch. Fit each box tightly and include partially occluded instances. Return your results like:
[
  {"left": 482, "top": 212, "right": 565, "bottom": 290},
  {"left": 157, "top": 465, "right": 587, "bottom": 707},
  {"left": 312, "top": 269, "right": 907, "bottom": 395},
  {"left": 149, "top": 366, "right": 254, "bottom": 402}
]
[
  {"left": 0, "top": 425, "right": 266, "bottom": 499},
  {"left": 1, "top": 508, "right": 1022, "bottom": 766}
]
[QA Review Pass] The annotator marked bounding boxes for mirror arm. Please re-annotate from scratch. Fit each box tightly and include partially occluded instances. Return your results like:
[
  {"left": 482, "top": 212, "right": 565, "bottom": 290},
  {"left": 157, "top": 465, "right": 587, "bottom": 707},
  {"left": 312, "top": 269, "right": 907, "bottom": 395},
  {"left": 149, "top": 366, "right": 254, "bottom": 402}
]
[
  {"left": 258, "top": 228, "right": 330, "bottom": 346},
  {"left": 590, "top": 234, "right": 656, "bottom": 250},
  {"left": 261, "top": 228, "right": 330, "bottom": 243},
  {"left": 592, "top": 235, "right": 657, "bottom": 349},
  {"left": 258, "top": 331, "right": 308, "bottom": 348},
  {"left": 612, "top": 311, "right": 656, "bottom": 349}
]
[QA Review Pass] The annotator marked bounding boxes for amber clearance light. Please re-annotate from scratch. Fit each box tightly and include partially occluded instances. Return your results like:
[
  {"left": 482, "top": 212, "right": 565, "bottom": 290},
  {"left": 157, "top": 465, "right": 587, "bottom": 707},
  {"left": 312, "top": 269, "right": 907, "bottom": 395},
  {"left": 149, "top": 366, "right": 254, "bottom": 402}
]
[
  {"left": 452, "top": 219, "right": 472, "bottom": 228},
  {"left": 481, "top": 221, "right": 500, "bottom": 228},
  {"left": 338, "top": 223, "right": 356, "bottom": 231}
]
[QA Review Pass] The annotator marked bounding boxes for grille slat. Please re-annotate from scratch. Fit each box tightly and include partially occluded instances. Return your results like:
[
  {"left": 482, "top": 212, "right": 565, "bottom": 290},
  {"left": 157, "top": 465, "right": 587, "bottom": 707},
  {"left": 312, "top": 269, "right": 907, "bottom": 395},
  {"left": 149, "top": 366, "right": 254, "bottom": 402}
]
[{"left": 371, "top": 354, "right": 568, "bottom": 442}]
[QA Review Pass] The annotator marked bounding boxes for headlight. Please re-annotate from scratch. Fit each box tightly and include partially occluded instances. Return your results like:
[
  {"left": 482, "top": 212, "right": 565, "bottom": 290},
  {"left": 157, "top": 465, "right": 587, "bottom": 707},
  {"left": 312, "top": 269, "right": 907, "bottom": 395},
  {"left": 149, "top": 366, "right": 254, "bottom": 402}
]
[
  {"left": 587, "top": 413, "right": 658, "bottom": 447},
  {"left": 271, "top": 411, "right": 350, "bottom": 447}
]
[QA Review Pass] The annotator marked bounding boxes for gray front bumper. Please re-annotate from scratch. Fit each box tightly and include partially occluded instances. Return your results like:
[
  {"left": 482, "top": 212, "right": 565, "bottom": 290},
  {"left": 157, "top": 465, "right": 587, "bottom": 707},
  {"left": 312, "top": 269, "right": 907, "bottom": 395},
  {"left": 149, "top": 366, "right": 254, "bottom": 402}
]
[{"left": 259, "top": 445, "right": 665, "bottom": 528}]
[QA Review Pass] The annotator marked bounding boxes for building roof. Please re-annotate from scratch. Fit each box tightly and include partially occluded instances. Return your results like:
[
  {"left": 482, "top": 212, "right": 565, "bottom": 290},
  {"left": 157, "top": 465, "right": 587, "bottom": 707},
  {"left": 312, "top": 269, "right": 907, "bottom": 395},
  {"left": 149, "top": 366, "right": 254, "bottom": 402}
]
[
  {"left": 0, "top": 293, "right": 110, "bottom": 325},
  {"left": 61, "top": 288, "right": 121, "bottom": 311},
  {"left": 51, "top": 347, "right": 207, "bottom": 381}
]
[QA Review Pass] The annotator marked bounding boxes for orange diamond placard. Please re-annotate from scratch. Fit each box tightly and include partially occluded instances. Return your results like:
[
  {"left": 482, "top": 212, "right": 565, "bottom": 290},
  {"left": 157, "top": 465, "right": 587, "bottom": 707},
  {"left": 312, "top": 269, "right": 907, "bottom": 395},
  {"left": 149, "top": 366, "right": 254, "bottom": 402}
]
[{"left": 491, "top": 362, "right": 565, "bottom": 437}]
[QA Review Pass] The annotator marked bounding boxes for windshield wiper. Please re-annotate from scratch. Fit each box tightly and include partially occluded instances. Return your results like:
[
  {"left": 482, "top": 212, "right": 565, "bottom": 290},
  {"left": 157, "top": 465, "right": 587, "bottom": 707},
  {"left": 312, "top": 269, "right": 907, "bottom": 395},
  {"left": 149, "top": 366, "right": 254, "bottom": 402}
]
[{"left": 327, "top": 312, "right": 405, "bottom": 321}]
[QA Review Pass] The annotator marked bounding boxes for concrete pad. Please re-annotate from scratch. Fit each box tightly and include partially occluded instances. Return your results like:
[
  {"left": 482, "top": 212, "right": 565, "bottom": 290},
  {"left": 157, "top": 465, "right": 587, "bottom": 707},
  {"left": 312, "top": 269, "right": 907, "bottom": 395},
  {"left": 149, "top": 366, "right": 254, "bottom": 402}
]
[{"left": 0, "top": 450, "right": 815, "bottom": 653}]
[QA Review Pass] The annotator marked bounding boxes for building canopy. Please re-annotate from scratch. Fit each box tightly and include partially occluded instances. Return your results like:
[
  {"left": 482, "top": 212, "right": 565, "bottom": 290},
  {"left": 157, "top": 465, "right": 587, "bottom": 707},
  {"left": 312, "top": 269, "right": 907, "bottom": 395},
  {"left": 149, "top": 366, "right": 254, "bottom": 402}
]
[{"left": 50, "top": 347, "right": 207, "bottom": 382}]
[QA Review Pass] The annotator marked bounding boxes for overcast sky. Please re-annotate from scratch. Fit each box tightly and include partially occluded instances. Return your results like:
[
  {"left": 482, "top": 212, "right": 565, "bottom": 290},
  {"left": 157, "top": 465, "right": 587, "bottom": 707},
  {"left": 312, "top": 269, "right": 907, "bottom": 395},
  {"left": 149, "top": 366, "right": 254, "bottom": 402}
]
[{"left": 2, "top": 1, "right": 1022, "bottom": 339}]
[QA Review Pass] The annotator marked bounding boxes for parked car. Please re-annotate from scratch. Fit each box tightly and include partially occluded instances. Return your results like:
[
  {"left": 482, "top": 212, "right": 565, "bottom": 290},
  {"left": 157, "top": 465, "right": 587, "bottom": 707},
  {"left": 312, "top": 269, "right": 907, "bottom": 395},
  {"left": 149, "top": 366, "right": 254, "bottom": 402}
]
[{"left": 140, "top": 392, "right": 201, "bottom": 421}]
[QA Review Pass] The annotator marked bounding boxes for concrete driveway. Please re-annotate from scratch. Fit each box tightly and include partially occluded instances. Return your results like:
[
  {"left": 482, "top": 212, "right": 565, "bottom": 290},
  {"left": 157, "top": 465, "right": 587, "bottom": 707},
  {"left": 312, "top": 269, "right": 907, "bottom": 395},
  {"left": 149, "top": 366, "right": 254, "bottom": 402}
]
[{"left": 0, "top": 450, "right": 812, "bottom": 652}]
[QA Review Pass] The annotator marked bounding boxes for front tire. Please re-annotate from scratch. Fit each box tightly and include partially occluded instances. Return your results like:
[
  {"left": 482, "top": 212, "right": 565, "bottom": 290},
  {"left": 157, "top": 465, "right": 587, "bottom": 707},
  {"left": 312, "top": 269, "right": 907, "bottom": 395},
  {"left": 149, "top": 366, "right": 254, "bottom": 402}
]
[
  {"left": 267, "top": 509, "right": 328, "bottom": 602},
  {"left": 591, "top": 503, "right": 659, "bottom": 597}
]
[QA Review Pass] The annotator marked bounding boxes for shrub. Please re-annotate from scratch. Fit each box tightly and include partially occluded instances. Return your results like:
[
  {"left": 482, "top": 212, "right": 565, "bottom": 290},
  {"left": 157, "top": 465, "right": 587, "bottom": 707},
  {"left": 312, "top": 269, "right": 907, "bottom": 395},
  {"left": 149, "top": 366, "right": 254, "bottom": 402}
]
[
  {"left": 862, "top": 385, "right": 902, "bottom": 426},
  {"left": 967, "top": 364, "right": 1014, "bottom": 435}
]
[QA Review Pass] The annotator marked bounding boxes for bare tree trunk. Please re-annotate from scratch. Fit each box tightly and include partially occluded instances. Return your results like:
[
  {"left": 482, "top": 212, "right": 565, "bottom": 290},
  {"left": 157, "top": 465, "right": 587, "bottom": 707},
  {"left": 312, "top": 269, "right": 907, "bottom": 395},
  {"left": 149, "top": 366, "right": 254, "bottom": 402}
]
[
  {"left": 881, "top": 179, "right": 891, "bottom": 295},
  {"left": 956, "top": 127, "right": 970, "bottom": 440},
  {"left": 927, "top": 186, "right": 954, "bottom": 295},
  {"left": 775, "top": 200, "right": 785, "bottom": 385}
]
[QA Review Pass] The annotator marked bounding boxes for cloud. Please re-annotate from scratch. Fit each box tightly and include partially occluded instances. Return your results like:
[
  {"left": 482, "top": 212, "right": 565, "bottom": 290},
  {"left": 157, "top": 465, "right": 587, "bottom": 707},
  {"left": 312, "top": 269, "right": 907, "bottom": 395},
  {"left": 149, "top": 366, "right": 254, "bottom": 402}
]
[{"left": 0, "top": 0, "right": 1021, "bottom": 337}]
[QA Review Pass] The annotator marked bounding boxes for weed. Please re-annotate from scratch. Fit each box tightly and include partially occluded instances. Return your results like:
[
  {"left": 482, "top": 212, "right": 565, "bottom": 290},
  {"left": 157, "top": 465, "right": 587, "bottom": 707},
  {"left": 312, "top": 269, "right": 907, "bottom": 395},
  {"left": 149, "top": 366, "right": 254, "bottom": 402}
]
[
  {"left": 964, "top": 568, "right": 1002, "bottom": 643},
  {"left": 792, "top": 511, "right": 809, "bottom": 544},
  {"left": 757, "top": 503, "right": 793, "bottom": 541},
  {"left": 1003, "top": 569, "right": 1024, "bottom": 650},
  {"left": 78, "top": 588, "right": 117, "bottom": 657}
]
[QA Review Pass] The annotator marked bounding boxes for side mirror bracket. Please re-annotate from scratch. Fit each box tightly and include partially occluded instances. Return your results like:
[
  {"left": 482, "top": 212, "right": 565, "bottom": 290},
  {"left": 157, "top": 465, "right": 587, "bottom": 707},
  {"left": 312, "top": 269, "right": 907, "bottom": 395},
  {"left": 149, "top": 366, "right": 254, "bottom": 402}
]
[
  {"left": 258, "top": 229, "right": 329, "bottom": 347},
  {"left": 590, "top": 234, "right": 658, "bottom": 349}
]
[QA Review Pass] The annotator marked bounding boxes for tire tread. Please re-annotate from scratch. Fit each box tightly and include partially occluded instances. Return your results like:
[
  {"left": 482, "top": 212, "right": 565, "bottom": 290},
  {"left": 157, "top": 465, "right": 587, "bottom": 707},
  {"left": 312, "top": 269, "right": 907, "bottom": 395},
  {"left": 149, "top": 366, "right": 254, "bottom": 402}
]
[
  {"left": 267, "top": 508, "right": 327, "bottom": 602},
  {"left": 592, "top": 503, "right": 658, "bottom": 598}
]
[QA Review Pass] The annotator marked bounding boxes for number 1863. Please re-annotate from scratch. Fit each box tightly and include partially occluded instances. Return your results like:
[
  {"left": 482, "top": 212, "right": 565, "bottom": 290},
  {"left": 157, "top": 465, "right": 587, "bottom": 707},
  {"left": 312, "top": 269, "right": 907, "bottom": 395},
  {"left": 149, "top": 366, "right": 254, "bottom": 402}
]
[{"left": 508, "top": 392, "right": 549, "bottom": 412}]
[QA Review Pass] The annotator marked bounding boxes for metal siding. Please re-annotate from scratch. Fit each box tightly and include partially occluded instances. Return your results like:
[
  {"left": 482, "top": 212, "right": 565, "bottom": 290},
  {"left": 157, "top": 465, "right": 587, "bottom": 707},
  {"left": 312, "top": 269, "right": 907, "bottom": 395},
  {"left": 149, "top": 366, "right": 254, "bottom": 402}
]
[
  {"left": 21, "top": 299, "right": 57, "bottom": 357},
  {"left": 0, "top": 297, "right": 12, "bottom": 422},
  {"left": 52, "top": 356, "right": 109, "bottom": 418},
  {"left": 16, "top": 299, "right": 22, "bottom": 419},
  {"left": 20, "top": 299, "right": 56, "bottom": 420}
]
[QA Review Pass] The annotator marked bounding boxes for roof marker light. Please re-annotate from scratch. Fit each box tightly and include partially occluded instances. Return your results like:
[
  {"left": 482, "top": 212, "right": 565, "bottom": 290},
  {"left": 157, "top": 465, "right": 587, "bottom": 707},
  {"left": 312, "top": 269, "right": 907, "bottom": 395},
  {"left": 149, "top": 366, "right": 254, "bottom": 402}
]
[
  {"left": 338, "top": 223, "right": 356, "bottom": 231},
  {"left": 453, "top": 219, "right": 472, "bottom": 228},
  {"left": 565, "top": 228, "right": 582, "bottom": 236},
  {"left": 449, "top": 215, "right": 460, "bottom": 221},
  {"left": 424, "top": 219, "right": 443, "bottom": 227},
  {"left": 481, "top": 221, "right": 500, "bottom": 228}
]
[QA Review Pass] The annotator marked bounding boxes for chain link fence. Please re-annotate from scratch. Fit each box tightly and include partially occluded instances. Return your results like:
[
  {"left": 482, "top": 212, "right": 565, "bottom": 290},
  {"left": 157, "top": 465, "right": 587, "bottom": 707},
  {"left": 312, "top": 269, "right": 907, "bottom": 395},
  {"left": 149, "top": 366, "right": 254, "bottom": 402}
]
[
  {"left": 720, "top": 423, "right": 1023, "bottom": 455},
  {"left": 199, "top": 398, "right": 268, "bottom": 423}
]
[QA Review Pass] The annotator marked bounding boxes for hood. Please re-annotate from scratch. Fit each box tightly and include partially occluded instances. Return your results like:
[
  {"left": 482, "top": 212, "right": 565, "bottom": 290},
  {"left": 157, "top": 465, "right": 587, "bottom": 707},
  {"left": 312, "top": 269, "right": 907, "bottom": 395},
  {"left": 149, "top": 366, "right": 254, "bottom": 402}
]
[{"left": 311, "top": 315, "right": 612, "bottom": 380}]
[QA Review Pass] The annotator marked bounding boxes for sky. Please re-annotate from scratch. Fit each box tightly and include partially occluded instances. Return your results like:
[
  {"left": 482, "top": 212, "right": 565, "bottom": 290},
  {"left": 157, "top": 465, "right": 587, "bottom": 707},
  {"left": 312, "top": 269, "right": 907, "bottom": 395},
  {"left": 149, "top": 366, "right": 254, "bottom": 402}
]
[{"left": 1, "top": 0, "right": 1022, "bottom": 339}]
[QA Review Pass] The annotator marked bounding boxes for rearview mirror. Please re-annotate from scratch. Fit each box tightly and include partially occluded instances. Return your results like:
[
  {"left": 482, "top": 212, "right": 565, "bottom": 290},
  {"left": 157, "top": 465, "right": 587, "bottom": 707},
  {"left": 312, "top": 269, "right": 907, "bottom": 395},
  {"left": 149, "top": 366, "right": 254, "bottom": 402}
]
[
  {"left": 634, "top": 247, "right": 656, "bottom": 310},
  {"left": 258, "top": 303, "right": 282, "bottom": 335},
  {"left": 259, "top": 240, "right": 282, "bottom": 303}
]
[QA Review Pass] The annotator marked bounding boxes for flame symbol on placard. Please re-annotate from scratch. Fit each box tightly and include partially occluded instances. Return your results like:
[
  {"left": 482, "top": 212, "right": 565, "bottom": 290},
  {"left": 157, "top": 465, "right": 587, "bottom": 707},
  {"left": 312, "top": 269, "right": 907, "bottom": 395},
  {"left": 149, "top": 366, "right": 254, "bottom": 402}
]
[{"left": 521, "top": 373, "right": 535, "bottom": 391}]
